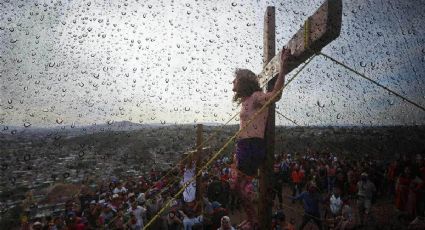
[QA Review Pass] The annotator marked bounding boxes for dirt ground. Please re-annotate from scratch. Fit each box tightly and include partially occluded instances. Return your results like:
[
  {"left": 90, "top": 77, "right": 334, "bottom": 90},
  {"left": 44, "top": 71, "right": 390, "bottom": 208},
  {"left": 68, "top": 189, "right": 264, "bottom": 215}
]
[{"left": 228, "top": 185, "right": 406, "bottom": 230}]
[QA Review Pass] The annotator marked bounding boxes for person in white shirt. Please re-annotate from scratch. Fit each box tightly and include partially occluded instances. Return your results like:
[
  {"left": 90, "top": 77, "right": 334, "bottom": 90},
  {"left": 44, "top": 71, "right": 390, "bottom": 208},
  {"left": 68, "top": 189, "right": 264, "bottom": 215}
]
[
  {"left": 330, "top": 187, "right": 343, "bottom": 216},
  {"left": 178, "top": 209, "right": 203, "bottom": 230},
  {"left": 218, "top": 216, "right": 235, "bottom": 230},
  {"left": 356, "top": 172, "right": 376, "bottom": 225},
  {"left": 181, "top": 161, "right": 197, "bottom": 203},
  {"left": 128, "top": 201, "right": 146, "bottom": 230},
  {"left": 113, "top": 182, "right": 128, "bottom": 194},
  {"left": 136, "top": 192, "right": 145, "bottom": 204}
]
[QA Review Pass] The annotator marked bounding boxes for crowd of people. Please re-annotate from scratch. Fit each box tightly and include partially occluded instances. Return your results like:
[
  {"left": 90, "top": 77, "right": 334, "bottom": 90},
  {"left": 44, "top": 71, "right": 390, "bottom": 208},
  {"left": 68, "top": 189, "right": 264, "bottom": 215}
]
[
  {"left": 269, "top": 150, "right": 425, "bottom": 230},
  {"left": 20, "top": 149, "right": 425, "bottom": 230},
  {"left": 20, "top": 153, "right": 238, "bottom": 230}
]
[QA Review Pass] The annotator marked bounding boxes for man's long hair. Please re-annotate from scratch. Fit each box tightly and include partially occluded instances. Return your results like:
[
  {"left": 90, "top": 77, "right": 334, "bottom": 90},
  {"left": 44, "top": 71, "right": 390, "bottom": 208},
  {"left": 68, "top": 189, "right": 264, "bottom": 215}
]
[{"left": 232, "top": 69, "right": 261, "bottom": 104}]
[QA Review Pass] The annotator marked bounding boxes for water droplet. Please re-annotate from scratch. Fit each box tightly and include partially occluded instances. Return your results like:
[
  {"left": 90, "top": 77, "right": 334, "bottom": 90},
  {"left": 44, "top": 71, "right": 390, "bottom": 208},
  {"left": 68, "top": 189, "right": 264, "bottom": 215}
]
[
  {"left": 231, "top": 2, "right": 237, "bottom": 7},
  {"left": 316, "top": 101, "right": 325, "bottom": 108},
  {"left": 24, "top": 122, "right": 31, "bottom": 128},
  {"left": 56, "top": 118, "right": 64, "bottom": 124}
]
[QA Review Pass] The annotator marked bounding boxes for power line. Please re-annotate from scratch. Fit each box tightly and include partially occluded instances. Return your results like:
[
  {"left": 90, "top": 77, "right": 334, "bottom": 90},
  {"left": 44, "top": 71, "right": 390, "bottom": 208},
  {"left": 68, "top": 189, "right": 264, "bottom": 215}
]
[{"left": 319, "top": 52, "right": 425, "bottom": 113}]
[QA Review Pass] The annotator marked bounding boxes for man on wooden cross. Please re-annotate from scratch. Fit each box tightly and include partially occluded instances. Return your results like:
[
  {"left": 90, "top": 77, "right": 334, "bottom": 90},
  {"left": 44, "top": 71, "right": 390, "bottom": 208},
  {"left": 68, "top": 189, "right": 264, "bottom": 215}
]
[{"left": 231, "top": 48, "right": 293, "bottom": 230}]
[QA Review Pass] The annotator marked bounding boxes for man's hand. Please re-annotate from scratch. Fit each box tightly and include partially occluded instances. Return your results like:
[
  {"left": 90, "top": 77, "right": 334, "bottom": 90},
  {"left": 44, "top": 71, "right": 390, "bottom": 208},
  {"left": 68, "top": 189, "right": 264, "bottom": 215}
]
[
  {"left": 271, "top": 46, "right": 292, "bottom": 99},
  {"left": 280, "top": 47, "right": 292, "bottom": 69}
]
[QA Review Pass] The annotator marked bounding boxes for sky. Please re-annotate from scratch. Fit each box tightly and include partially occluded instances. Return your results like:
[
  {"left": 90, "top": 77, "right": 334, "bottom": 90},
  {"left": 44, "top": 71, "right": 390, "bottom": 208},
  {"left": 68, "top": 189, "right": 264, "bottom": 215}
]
[{"left": 0, "top": 0, "right": 424, "bottom": 128}]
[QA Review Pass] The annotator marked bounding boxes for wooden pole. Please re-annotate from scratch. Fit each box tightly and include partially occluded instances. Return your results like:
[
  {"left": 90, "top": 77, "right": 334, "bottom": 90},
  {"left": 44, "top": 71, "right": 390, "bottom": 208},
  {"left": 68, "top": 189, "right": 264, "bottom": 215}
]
[
  {"left": 195, "top": 124, "right": 203, "bottom": 202},
  {"left": 259, "top": 6, "right": 275, "bottom": 230}
]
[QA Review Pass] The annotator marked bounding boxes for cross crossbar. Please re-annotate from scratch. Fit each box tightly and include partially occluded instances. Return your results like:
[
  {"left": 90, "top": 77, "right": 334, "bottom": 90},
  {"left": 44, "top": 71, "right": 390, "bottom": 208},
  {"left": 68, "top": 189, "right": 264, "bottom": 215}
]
[{"left": 258, "top": 0, "right": 342, "bottom": 87}]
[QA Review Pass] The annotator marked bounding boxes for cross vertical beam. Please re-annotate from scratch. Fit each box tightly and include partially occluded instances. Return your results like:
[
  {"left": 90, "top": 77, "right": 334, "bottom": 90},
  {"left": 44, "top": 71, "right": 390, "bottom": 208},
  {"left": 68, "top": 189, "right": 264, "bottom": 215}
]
[{"left": 259, "top": 6, "right": 275, "bottom": 230}]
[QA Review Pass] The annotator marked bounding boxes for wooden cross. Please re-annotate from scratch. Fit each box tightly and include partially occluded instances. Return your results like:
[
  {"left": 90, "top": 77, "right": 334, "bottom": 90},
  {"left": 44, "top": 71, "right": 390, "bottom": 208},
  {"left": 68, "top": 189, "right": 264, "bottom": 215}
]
[
  {"left": 259, "top": 0, "right": 342, "bottom": 229},
  {"left": 259, "top": 0, "right": 342, "bottom": 86}
]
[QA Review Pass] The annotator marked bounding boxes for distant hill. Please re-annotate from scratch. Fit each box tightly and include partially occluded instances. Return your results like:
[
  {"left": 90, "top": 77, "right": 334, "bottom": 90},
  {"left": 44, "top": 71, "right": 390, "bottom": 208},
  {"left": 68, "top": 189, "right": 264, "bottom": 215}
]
[
  {"left": 2, "top": 123, "right": 424, "bottom": 159},
  {"left": 274, "top": 125, "right": 425, "bottom": 160},
  {"left": 0, "top": 121, "right": 161, "bottom": 140},
  {"left": 0, "top": 121, "right": 228, "bottom": 140}
]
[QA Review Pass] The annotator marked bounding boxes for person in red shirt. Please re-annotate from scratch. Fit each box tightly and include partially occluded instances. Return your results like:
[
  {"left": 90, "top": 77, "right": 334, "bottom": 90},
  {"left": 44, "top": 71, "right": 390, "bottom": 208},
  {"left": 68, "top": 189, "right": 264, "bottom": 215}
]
[
  {"left": 221, "top": 168, "right": 230, "bottom": 182},
  {"left": 291, "top": 165, "right": 304, "bottom": 202},
  {"left": 395, "top": 167, "right": 412, "bottom": 211},
  {"left": 386, "top": 160, "right": 398, "bottom": 197}
]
